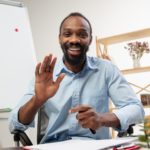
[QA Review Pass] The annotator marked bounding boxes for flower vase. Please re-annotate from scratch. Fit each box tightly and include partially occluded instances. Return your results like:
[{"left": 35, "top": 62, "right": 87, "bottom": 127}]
[{"left": 132, "top": 58, "right": 141, "bottom": 68}]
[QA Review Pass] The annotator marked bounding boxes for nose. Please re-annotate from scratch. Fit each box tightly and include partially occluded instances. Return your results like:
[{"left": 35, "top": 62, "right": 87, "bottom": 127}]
[{"left": 69, "top": 35, "right": 80, "bottom": 44}]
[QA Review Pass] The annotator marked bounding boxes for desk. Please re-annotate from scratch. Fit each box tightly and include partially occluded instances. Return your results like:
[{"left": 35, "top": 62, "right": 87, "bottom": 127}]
[
  {"left": 1, "top": 137, "right": 149, "bottom": 150},
  {"left": 1, "top": 147, "right": 149, "bottom": 150},
  {"left": 22, "top": 137, "right": 149, "bottom": 150}
]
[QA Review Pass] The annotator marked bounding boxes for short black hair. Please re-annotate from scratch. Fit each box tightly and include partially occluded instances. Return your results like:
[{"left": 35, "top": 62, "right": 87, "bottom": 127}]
[{"left": 59, "top": 12, "right": 92, "bottom": 35}]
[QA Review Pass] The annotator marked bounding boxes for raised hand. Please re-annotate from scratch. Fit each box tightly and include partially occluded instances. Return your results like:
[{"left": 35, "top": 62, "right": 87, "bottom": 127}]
[{"left": 35, "top": 54, "right": 65, "bottom": 106}]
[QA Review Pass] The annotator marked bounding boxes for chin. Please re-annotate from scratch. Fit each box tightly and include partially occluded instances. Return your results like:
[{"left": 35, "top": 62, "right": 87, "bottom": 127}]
[{"left": 66, "top": 54, "right": 86, "bottom": 66}]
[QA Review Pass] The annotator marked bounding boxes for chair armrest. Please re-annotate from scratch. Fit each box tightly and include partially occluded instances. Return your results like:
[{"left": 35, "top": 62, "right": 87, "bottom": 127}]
[
  {"left": 117, "top": 124, "right": 135, "bottom": 137},
  {"left": 11, "top": 129, "right": 33, "bottom": 146}
]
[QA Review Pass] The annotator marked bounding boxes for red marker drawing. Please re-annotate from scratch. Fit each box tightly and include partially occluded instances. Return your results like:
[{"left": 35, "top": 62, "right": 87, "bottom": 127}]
[{"left": 14, "top": 28, "right": 19, "bottom": 32}]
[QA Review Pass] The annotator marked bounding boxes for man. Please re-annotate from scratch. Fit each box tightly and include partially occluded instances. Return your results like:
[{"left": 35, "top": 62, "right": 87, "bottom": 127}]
[{"left": 9, "top": 12, "right": 144, "bottom": 143}]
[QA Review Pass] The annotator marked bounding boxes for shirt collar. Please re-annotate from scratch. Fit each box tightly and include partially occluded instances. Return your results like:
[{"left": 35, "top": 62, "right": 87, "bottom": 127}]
[
  {"left": 55, "top": 56, "right": 99, "bottom": 76},
  {"left": 86, "top": 56, "right": 99, "bottom": 70}
]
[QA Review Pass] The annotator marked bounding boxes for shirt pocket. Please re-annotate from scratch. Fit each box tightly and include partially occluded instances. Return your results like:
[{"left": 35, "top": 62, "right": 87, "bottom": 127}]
[{"left": 84, "top": 91, "right": 108, "bottom": 113}]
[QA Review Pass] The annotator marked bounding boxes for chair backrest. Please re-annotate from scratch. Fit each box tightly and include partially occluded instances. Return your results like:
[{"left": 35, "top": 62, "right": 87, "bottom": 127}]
[
  {"left": 37, "top": 105, "right": 49, "bottom": 144},
  {"left": 13, "top": 129, "right": 33, "bottom": 146}
]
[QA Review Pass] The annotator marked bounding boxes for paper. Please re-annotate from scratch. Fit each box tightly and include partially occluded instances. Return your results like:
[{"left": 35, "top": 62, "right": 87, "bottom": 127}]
[{"left": 25, "top": 137, "right": 137, "bottom": 150}]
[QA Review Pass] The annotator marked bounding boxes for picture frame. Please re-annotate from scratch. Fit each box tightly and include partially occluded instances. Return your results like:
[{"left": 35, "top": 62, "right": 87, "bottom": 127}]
[{"left": 140, "top": 94, "right": 150, "bottom": 106}]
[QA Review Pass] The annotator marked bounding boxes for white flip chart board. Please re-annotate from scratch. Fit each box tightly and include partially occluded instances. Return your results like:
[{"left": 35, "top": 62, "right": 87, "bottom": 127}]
[{"left": 0, "top": 0, "right": 36, "bottom": 109}]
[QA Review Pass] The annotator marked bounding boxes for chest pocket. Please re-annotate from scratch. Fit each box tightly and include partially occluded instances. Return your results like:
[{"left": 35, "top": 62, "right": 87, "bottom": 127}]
[{"left": 81, "top": 88, "right": 108, "bottom": 113}]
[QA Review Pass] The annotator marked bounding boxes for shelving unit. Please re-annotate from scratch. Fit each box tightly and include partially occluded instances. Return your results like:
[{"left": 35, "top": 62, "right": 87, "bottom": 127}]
[
  {"left": 96, "top": 28, "right": 150, "bottom": 91},
  {"left": 96, "top": 28, "right": 150, "bottom": 138},
  {"left": 121, "top": 66, "right": 150, "bottom": 75},
  {"left": 96, "top": 28, "right": 150, "bottom": 55}
]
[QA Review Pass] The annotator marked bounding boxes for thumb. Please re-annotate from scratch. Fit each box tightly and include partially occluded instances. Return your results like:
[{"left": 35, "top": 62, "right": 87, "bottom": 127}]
[{"left": 55, "top": 73, "right": 65, "bottom": 85}]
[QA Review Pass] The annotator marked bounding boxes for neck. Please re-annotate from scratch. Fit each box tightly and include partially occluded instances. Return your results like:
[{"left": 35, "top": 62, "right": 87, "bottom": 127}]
[{"left": 64, "top": 60, "right": 85, "bottom": 73}]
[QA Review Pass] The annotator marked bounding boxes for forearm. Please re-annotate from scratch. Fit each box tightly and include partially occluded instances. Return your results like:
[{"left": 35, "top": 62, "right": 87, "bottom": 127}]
[
  {"left": 18, "top": 96, "right": 41, "bottom": 125},
  {"left": 99, "top": 112, "right": 120, "bottom": 128}
]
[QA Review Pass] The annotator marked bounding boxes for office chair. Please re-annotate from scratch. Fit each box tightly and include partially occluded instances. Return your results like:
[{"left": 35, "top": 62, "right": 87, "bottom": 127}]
[
  {"left": 117, "top": 124, "right": 134, "bottom": 137},
  {"left": 11, "top": 105, "right": 49, "bottom": 147}
]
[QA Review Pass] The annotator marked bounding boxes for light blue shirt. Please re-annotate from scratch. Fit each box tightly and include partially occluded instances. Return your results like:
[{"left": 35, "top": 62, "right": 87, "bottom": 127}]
[{"left": 9, "top": 56, "right": 144, "bottom": 143}]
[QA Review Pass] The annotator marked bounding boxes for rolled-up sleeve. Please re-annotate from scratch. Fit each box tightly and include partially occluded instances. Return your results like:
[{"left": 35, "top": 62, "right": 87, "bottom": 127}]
[
  {"left": 8, "top": 78, "right": 36, "bottom": 132},
  {"left": 106, "top": 63, "right": 145, "bottom": 131}
]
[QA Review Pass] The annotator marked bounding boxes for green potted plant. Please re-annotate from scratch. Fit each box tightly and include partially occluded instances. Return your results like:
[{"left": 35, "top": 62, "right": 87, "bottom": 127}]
[{"left": 138, "top": 115, "right": 150, "bottom": 148}]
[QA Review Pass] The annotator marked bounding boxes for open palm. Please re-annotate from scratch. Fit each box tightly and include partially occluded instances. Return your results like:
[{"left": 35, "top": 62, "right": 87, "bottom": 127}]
[{"left": 35, "top": 54, "right": 65, "bottom": 106}]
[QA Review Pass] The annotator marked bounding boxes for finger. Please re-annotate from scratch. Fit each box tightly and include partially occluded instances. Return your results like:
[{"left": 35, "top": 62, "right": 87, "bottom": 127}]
[
  {"left": 79, "top": 118, "right": 91, "bottom": 129},
  {"left": 69, "top": 105, "right": 91, "bottom": 113},
  {"left": 76, "top": 109, "right": 93, "bottom": 121},
  {"left": 76, "top": 112, "right": 86, "bottom": 121},
  {"left": 46, "top": 54, "right": 53, "bottom": 72},
  {"left": 80, "top": 117, "right": 96, "bottom": 130},
  {"left": 46, "top": 56, "right": 57, "bottom": 81},
  {"left": 40, "top": 56, "right": 49, "bottom": 73},
  {"left": 81, "top": 121, "right": 89, "bottom": 128},
  {"left": 48, "top": 54, "right": 53, "bottom": 62},
  {"left": 49, "top": 56, "right": 57, "bottom": 73},
  {"left": 45, "top": 55, "right": 51, "bottom": 72},
  {"left": 55, "top": 73, "right": 65, "bottom": 85},
  {"left": 35, "top": 62, "right": 41, "bottom": 76}
]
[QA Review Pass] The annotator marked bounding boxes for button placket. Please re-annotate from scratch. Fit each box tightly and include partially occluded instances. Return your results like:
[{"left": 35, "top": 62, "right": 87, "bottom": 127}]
[{"left": 69, "top": 76, "right": 80, "bottom": 133}]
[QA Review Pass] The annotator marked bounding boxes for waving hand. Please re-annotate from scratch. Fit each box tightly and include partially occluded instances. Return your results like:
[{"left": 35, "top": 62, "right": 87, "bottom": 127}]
[{"left": 35, "top": 54, "right": 65, "bottom": 106}]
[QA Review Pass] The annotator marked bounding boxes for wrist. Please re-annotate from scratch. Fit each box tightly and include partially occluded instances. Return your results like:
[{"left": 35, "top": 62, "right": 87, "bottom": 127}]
[
  {"left": 98, "top": 113, "right": 120, "bottom": 128},
  {"left": 32, "top": 95, "right": 44, "bottom": 109},
  {"left": 98, "top": 114, "right": 106, "bottom": 127}
]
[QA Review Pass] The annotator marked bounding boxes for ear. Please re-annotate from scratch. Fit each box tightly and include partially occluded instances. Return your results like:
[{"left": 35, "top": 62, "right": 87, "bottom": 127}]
[
  {"left": 89, "top": 35, "right": 92, "bottom": 45},
  {"left": 59, "top": 34, "right": 61, "bottom": 44}
]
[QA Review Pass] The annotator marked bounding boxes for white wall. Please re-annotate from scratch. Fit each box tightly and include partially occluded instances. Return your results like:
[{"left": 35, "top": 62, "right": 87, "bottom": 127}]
[{"left": 20, "top": 0, "right": 150, "bottom": 61}]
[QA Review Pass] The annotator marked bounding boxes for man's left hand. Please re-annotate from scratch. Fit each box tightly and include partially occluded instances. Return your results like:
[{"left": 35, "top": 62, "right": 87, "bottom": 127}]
[{"left": 69, "top": 105, "right": 102, "bottom": 131}]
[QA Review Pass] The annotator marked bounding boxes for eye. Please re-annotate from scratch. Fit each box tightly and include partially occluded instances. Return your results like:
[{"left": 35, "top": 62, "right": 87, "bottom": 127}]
[
  {"left": 63, "top": 32, "right": 71, "bottom": 37},
  {"left": 78, "top": 32, "right": 88, "bottom": 38}
]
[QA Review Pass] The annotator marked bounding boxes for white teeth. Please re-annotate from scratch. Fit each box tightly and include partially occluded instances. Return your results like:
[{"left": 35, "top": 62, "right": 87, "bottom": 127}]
[{"left": 69, "top": 48, "right": 80, "bottom": 51}]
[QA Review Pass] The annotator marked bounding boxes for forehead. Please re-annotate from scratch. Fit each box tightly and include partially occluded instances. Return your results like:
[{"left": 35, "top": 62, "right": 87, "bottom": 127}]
[{"left": 61, "top": 16, "right": 90, "bottom": 32}]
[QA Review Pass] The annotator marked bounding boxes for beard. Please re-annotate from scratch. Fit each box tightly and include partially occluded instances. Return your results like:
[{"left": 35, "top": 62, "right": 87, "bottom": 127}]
[{"left": 60, "top": 42, "right": 89, "bottom": 66}]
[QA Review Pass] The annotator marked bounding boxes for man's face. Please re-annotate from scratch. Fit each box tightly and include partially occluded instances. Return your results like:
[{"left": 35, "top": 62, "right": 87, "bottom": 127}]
[{"left": 59, "top": 16, "right": 92, "bottom": 66}]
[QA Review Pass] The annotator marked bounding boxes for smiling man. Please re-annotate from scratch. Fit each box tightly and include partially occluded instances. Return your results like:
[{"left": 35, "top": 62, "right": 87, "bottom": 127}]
[
  {"left": 59, "top": 13, "right": 92, "bottom": 72},
  {"left": 9, "top": 12, "right": 144, "bottom": 144}
]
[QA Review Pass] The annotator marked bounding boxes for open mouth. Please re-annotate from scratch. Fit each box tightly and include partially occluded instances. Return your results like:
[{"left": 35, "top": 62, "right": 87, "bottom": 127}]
[{"left": 68, "top": 48, "right": 81, "bottom": 56}]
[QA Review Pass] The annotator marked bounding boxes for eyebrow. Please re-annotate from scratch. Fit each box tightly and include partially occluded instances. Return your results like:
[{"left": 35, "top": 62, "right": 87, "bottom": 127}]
[{"left": 62, "top": 28, "right": 89, "bottom": 32}]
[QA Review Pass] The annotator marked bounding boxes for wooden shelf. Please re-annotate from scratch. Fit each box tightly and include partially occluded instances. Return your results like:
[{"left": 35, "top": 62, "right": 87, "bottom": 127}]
[
  {"left": 97, "top": 28, "right": 150, "bottom": 46},
  {"left": 96, "top": 28, "right": 150, "bottom": 96},
  {"left": 121, "top": 66, "right": 150, "bottom": 75},
  {"left": 143, "top": 105, "right": 150, "bottom": 109},
  {"left": 96, "top": 28, "right": 150, "bottom": 75}
]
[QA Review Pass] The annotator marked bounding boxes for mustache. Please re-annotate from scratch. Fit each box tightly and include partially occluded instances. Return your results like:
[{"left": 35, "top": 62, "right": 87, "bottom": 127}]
[{"left": 66, "top": 43, "right": 83, "bottom": 49}]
